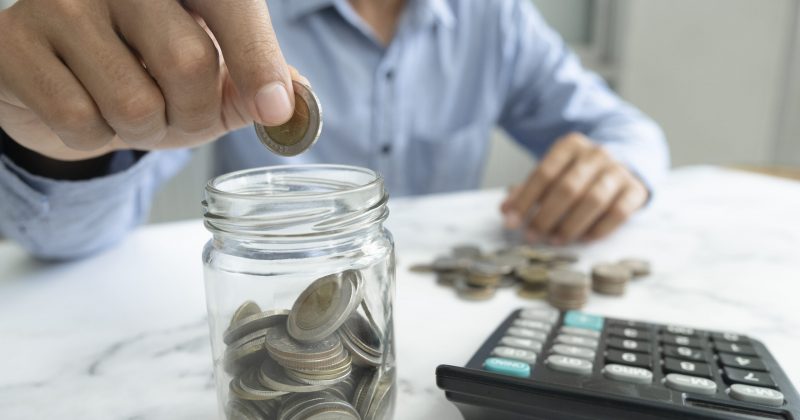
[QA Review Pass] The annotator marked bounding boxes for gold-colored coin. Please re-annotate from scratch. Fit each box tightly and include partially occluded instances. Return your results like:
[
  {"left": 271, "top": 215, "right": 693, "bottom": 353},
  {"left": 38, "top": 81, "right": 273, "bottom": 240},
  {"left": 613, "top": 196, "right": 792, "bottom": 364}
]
[{"left": 254, "top": 81, "right": 322, "bottom": 156}]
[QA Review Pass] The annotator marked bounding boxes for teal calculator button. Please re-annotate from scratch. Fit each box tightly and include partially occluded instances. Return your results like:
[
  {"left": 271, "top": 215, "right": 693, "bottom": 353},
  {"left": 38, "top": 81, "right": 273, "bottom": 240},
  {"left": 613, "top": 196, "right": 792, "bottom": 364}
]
[
  {"left": 564, "top": 311, "right": 604, "bottom": 331},
  {"left": 483, "top": 357, "right": 531, "bottom": 378}
]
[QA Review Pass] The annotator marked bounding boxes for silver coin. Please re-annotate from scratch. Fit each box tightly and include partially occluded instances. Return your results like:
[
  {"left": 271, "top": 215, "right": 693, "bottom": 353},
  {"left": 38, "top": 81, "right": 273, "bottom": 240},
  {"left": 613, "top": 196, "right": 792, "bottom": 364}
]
[
  {"left": 224, "top": 309, "right": 290, "bottom": 345},
  {"left": 231, "top": 369, "right": 289, "bottom": 401},
  {"left": 354, "top": 369, "right": 394, "bottom": 419},
  {"left": 342, "top": 312, "right": 382, "bottom": 356},
  {"left": 224, "top": 334, "right": 269, "bottom": 375},
  {"left": 341, "top": 331, "right": 382, "bottom": 367},
  {"left": 226, "top": 399, "right": 266, "bottom": 420},
  {"left": 287, "top": 350, "right": 352, "bottom": 374},
  {"left": 365, "top": 376, "right": 395, "bottom": 420},
  {"left": 280, "top": 392, "right": 360, "bottom": 420},
  {"left": 431, "top": 256, "right": 472, "bottom": 272},
  {"left": 254, "top": 81, "right": 322, "bottom": 157},
  {"left": 258, "top": 357, "right": 329, "bottom": 393},
  {"left": 484, "top": 253, "right": 528, "bottom": 274},
  {"left": 592, "top": 263, "right": 632, "bottom": 283},
  {"left": 618, "top": 258, "right": 651, "bottom": 278},
  {"left": 288, "top": 271, "right": 364, "bottom": 343},
  {"left": 231, "top": 301, "right": 262, "bottom": 326},
  {"left": 251, "top": 399, "right": 280, "bottom": 419},
  {"left": 452, "top": 244, "right": 482, "bottom": 259},
  {"left": 284, "top": 365, "right": 352, "bottom": 386},
  {"left": 265, "top": 324, "right": 343, "bottom": 361},
  {"left": 549, "top": 268, "right": 590, "bottom": 287}
]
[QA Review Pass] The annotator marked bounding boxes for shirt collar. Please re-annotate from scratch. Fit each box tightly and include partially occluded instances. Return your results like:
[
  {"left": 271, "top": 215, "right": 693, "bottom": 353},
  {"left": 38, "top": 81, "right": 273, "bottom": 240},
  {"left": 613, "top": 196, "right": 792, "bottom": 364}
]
[{"left": 284, "top": 0, "right": 455, "bottom": 29}]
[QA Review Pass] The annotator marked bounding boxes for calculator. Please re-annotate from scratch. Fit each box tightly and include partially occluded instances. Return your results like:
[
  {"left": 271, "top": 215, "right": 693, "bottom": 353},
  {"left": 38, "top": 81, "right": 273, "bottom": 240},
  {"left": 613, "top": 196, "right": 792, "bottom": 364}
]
[{"left": 436, "top": 306, "right": 800, "bottom": 419}]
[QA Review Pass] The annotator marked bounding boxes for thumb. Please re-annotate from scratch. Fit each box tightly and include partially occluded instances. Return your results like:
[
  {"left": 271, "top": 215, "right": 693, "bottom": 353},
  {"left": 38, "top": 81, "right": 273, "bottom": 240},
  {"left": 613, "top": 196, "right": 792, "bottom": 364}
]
[{"left": 186, "top": 0, "right": 294, "bottom": 126}]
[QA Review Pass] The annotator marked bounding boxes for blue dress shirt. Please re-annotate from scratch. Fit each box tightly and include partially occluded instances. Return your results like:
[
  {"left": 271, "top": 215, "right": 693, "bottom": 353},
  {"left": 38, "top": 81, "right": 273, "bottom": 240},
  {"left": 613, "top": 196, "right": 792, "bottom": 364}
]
[{"left": 0, "top": 0, "right": 669, "bottom": 259}]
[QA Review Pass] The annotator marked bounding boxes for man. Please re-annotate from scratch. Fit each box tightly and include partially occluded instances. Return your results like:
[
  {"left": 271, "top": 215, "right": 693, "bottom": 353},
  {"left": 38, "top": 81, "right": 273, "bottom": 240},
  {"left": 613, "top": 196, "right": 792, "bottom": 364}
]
[{"left": 0, "top": 0, "right": 668, "bottom": 259}]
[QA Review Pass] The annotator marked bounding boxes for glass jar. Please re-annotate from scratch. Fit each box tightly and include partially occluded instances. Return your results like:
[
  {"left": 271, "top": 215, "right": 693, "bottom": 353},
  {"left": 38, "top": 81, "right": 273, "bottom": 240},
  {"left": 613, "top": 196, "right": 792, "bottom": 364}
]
[{"left": 201, "top": 165, "right": 396, "bottom": 420}]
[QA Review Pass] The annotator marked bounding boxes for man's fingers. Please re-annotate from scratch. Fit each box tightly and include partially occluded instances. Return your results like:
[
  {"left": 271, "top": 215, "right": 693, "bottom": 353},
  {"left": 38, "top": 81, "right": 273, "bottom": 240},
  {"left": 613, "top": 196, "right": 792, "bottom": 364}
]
[
  {"left": 507, "top": 133, "right": 588, "bottom": 227},
  {"left": 554, "top": 165, "right": 625, "bottom": 243},
  {"left": 0, "top": 27, "right": 114, "bottom": 151},
  {"left": 113, "top": 0, "right": 220, "bottom": 136},
  {"left": 585, "top": 181, "right": 648, "bottom": 240},
  {"left": 186, "top": 0, "right": 294, "bottom": 126},
  {"left": 44, "top": 2, "right": 167, "bottom": 148},
  {"left": 528, "top": 145, "right": 609, "bottom": 236}
]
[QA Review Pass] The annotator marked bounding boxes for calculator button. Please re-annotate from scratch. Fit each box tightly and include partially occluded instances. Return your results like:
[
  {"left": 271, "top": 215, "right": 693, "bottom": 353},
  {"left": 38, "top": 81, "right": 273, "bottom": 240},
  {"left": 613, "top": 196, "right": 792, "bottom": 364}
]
[
  {"left": 723, "top": 367, "right": 777, "bottom": 388},
  {"left": 664, "top": 373, "right": 717, "bottom": 395},
  {"left": 608, "top": 327, "right": 650, "bottom": 340},
  {"left": 606, "top": 349, "right": 651, "bottom": 368},
  {"left": 663, "top": 357, "right": 712, "bottom": 378},
  {"left": 555, "top": 334, "right": 599, "bottom": 349},
  {"left": 513, "top": 318, "right": 552, "bottom": 333},
  {"left": 507, "top": 327, "right": 547, "bottom": 342},
  {"left": 560, "top": 326, "right": 601, "bottom": 338},
  {"left": 500, "top": 336, "right": 543, "bottom": 353},
  {"left": 718, "top": 354, "right": 767, "bottom": 372},
  {"left": 661, "top": 334, "right": 702, "bottom": 348},
  {"left": 552, "top": 344, "right": 596, "bottom": 360},
  {"left": 483, "top": 357, "right": 531, "bottom": 378},
  {"left": 611, "top": 320, "right": 647, "bottom": 329},
  {"left": 715, "top": 342, "right": 758, "bottom": 356},
  {"left": 662, "top": 345, "right": 705, "bottom": 361},
  {"left": 712, "top": 332, "right": 749, "bottom": 344},
  {"left": 492, "top": 346, "right": 537, "bottom": 364},
  {"left": 519, "top": 307, "right": 559, "bottom": 324},
  {"left": 563, "top": 311, "right": 604, "bottom": 331},
  {"left": 603, "top": 364, "right": 653, "bottom": 385},
  {"left": 664, "top": 325, "right": 701, "bottom": 337},
  {"left": 728, "top": 384, "right": 784, "bottom": 407},
  {"left": 607, "top": 338, "right": 651, "bottom": 354},
  {"left": 546, "top": 355, "right": 593, "bottom": 375}
]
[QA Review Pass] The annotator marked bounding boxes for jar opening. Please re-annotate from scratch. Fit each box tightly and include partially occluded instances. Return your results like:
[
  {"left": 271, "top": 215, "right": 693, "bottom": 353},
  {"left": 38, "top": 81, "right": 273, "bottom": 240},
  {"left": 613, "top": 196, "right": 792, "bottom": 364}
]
[{"left": 203, "top": 165, "right": 388, "bottom": 239}]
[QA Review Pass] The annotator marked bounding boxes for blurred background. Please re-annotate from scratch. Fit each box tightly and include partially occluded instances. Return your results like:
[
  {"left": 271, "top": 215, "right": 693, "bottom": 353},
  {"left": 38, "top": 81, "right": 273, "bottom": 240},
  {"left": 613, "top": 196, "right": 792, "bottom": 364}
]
[{"left": 2, "top": 0, "right": 798, "bottom": 222}]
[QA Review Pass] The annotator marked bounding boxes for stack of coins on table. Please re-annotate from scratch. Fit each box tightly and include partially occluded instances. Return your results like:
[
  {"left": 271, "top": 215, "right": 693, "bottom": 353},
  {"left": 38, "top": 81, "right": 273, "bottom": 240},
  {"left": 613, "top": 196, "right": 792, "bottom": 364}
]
[
  {"left": 411, "top": 244, "right": 652, "bottom": 310},
  {"left": 547, "top": 268, "right": 591, "bottom": 309},
  {"left": 591, "top": 258, "right": 653, "bottom": 296},
  {"left": 222, "top": 270, "right": 395, "bottom": 420}
]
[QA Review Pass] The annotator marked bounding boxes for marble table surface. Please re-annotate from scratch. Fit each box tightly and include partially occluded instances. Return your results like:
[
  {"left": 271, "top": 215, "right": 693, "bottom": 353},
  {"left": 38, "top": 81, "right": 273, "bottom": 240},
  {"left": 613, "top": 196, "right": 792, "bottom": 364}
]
[{"left": 1, "top": 166, "right": 799, "bottom": 419}]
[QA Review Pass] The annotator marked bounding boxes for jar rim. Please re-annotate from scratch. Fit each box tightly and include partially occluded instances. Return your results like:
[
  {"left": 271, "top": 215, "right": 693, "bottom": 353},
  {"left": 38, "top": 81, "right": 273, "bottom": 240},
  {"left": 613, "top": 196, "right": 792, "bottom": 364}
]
[
  {"left": 205, "top": 164, "right": 383, "bottom": 201},
  {"left": 203, "top": 164, "right": 388, "bottom": 240}
]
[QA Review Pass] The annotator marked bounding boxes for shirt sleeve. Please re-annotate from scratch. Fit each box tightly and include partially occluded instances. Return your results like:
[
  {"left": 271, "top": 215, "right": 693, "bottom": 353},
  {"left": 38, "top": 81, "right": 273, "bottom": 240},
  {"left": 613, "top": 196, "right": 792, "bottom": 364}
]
[
  {"left": 496, "top": 0, "right": 670, "bottom": 192},
  {"left": 0, "top": 148, "right": 190, "bottom": 260}
]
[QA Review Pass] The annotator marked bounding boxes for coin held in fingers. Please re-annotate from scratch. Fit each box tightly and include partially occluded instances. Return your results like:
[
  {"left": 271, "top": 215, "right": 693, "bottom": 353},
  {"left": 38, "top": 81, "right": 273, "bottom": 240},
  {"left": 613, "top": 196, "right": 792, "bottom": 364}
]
[{"left": 254, "top": 81, "right": 322, "bottom": 156}]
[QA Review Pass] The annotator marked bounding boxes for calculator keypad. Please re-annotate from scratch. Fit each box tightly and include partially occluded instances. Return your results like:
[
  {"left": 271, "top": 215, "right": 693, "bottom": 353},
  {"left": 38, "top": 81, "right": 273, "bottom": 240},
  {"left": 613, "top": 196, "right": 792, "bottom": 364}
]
[{"left": 478, "top": 307, "right": 788, "bottom": 411}]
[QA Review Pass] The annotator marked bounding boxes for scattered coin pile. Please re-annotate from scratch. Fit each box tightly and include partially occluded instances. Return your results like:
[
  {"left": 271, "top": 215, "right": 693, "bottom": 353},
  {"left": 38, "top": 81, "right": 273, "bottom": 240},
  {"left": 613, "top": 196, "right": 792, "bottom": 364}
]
[
  {"left": 222, "top": 270, "right": 395, "bottom": 420},
  {"left": 411, "top": 244, "right": 651, "bottom": 310}
]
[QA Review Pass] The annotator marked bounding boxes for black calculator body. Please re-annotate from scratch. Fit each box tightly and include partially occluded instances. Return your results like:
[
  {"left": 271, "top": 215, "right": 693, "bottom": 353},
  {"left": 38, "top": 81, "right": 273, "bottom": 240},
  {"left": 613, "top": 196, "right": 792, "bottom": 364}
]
[{"left": 436, "top": 307, "right": 800, "bottom": 419}]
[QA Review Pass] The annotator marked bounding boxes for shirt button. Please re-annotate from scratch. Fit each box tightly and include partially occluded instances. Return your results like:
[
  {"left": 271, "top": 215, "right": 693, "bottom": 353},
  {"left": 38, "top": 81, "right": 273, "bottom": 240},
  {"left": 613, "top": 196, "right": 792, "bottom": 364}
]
[
  {"left": 381, "top": 144, "right": 392, "bottom": 155},
  {"left": 385, "top": 69, "right": 394, "bottom": 80}
]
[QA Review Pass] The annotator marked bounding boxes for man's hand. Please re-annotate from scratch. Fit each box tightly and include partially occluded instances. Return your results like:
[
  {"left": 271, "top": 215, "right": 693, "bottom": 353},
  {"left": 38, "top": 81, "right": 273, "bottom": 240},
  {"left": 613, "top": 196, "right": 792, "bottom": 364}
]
[
  {"left": 501, "top": 133, "right": 649, "bottom": 244},
  {"left": 0, "top": 0, "right": 307, "bottom": 161}
]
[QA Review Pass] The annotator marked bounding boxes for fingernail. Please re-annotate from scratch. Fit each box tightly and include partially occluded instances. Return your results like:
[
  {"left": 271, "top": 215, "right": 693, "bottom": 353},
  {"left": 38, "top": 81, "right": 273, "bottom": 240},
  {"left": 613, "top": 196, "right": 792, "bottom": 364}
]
[
  {"left": 504, "top": 212, "right": 522, "bottom": 229},
  {"left": 255, "top": 82, "right": 293, "bottom": 125}
]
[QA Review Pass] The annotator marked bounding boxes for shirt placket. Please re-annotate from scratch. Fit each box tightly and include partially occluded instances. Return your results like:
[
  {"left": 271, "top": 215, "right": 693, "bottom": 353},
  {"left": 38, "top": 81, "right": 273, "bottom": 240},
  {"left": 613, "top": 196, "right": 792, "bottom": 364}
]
[{"left": 372, "top": 47, "right": 399, "bottom": 187}]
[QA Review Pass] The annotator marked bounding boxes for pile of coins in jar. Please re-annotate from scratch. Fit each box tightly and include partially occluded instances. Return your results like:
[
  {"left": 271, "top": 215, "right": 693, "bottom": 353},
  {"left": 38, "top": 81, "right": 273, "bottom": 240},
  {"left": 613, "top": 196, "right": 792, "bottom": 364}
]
[
  {"left": 223, "top": 270, "right": 394, "bottom": 420},
  {"left": 411, "top": 244, "right": 651, "bottom": 309}
]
